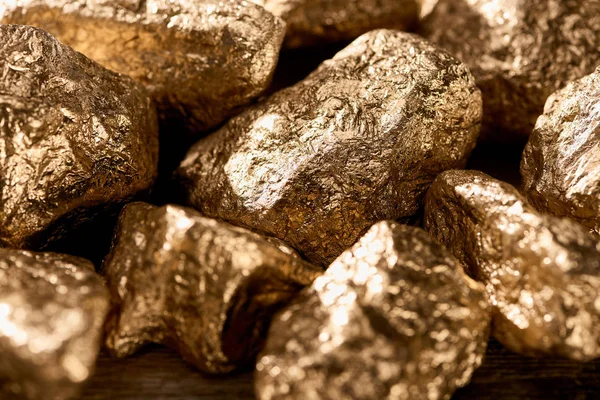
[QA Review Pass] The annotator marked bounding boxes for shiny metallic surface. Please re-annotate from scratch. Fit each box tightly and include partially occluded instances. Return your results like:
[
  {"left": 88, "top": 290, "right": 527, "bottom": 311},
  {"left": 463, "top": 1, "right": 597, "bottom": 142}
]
[
  {"left": 0, "top": 25, "right": 158, "bottom": 249},
  {"left": 420, "top": 0, "right": 600, "bottom": 140},
  {"left": 249, "top": 0, "right": 419, "bottom": 48},
  {"left": 522, "top": 67, "right": 600, "bottom": 234},
  {"left": 176, "top": 30, "right": 482, "bottom": 266},
  {"left": 103, "top": 202, "right": 322, "bottom": 374},
  {"left": 0, "top": 249, "right": 109, "bottom": 400},
  {"left": 255, "top": 221, "right": 491, "bottom": 400},
  {"left": 1, "top": 0, "right": 285, "bottom": 133},
  {"left": 424, "top": 170, "right": 600, "bottom": 361}
]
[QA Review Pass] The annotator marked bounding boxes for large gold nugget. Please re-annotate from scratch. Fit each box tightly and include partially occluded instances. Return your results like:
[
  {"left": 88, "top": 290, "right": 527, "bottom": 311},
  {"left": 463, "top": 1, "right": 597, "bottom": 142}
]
[
  {"left": 420, "top": 0, "right": 600, "bottom": 140},
  {"left": 103, "top": 202, "right": 322, "bottom": 374},
  {"left": 0, "top": 25, "right": 158, "bottom": 249},
  {"left": 0, "top": 249, "right": 109, "bottom": 400},
  {"left": 250, "top": 0, "right": 419, "bottom": 48},
  {"left": 1, "top": 0, "right": 285, "bottom": 133},
  {"left": 255, "top": 221, "right": 491, "bottom": 400},
  {"left": 522, "top": 67, "right": 600, "bottom": 234},
  {"left": 176, "top": 30, "right": 482, "bottom": 266},
  {"left": 425, "top": 170, "right": 600, "bottom": 360}
]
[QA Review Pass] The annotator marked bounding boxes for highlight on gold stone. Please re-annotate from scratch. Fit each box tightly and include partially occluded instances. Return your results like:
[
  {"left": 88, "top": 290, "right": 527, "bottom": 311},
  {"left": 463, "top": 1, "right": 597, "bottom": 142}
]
[
  {"left": 0, "top": 0, "right": 286, "bottom": 133},
  {"left": 425, "top": 170, "right": 600, "bottom": 361},
  {"left": 249, "top": 0, "right": 420, "bottom": 48},
  {"left": 102, "top": 202, "right": 322, "bottom": 374},
  {"left": 0, "top": 24, "right": 159, "bottom": 249},
  {"left": 522, "top": 66, "right": 600, "bottom": 234},
  {"left": 0, "top": 249, "right": 109, "bottom": 400},
  {"left": 420, "top": 0, "right": 600, "bottom": 140},
  {"left": 255, "top": 221, "right": 491, "bottom": 400},
  {"left": 176, "top": 29, "right": 482, "bottom": 266}
]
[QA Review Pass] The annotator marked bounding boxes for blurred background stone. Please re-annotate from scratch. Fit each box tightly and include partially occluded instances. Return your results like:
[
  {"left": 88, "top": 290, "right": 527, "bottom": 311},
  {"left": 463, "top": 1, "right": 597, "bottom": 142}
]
[
  {"left": 250, "top": 0, "right": 419, "bottom": 48},
  {"left": 0, "top": 249, "right": 109, "bottom": 400},
  {"left": 522, "top": 67, "right": 600, "bottom": 234},
  {"left": 420, "top": 0, "right": 600, "bottom": 142},
  {"left": 1, "top": 0, "right": 286, "bottom": 134}
]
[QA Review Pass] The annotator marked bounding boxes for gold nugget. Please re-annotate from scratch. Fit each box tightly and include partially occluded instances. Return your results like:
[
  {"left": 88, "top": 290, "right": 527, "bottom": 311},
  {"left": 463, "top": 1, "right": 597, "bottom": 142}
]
[
  {"left": 1, "top": 0, "right": 285, "bottom": 133},
  {"left": 255, "top": 221, "right": 491, "bottom": 400},
  {"left": 420, "top": 0, "right": 600, "bottom": 140},
  {"left": 522, "top": 67, "right": 600, "bottom": 234},
  {"left": 425, "top": 170, "right": 600, "bottom": 360},
  {"left": 176, "top": 30, "right": 482, "bottom": 266},
  {"left": 250, "top": 0, "right": 419, "bottom": 48},
  {"left": 0, "top": 25, "right": 158, "bottom": 249},
  {"left": 103, "top": 202, "right": 322, "bottom": 374},
  {"left": 0, "top": 249, "right": 109, "bottom": 400}
]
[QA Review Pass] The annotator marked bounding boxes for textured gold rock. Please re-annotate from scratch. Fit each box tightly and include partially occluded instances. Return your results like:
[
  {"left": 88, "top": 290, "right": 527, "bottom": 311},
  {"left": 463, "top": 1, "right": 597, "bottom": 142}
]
[
  {"left": 0, "top": 0, "right": 285, "bottom": 133},
  {"left": 176, "top": 29, "right": 482, "bottom": 266},
  {"left": 425, "top": 170, "right": 600, "bottom": 360},
  {"left": 522, "top": 67, "right": 600, "bottom": 234},
  {"left": 420, "top": 0, "right": 600, "bottom": 140},
  {"left": 255, "top": 221, "right": 491, "bottom": 400},
  {"left": 0, "top": 25, "right": 158, "bottom": 249},
  {"left": 103, "top": 202, "right": 322, "bottom": 374},
  {"left": 249, "top": 0, "right": 419, "bottom": 48},
  {"left": 0, "top": 249, "right": 109, "bottom": 400}
]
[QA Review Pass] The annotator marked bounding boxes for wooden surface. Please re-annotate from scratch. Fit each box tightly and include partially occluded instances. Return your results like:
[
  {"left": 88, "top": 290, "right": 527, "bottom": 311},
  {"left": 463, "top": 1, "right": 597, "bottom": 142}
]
[{"left": 82, "top": 340, "right": 600, "bottom": 400}]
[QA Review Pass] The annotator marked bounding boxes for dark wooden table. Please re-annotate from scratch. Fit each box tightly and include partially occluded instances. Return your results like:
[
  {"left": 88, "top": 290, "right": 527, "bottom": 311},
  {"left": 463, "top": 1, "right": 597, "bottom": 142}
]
[{"left": 82, "top": 340, "right": 600, "bottom": 400}]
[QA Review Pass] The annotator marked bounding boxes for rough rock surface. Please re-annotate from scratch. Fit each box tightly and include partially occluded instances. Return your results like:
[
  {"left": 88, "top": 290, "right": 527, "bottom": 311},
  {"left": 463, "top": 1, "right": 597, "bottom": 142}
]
[
  {"left": 0, "top": 25, "right": 159, "bottom": 249},
  {"left": 420, "top": 0, "right": 600, "bottom": 140},
  {"left": 425, "top": 170, "right": 600, "bottom": 360},
  {"left": 0, "top": 249, "right": 109, "bottom": 400},
  {"left": 176, "top": 29, "right": 482, "bottom": 266},
  {"left": 1, "top": 0, "right": 285, "bottom": 133},
  {"left": 522, "top": 67, "right": 600, "bottom": 234},
  {"left": 103, "top": 202, "right": 322, "bottom": 374},
  {"left": 255, "top": 221, "right": 491, "bottom": 400},
  {"left": 250, "top": 0, "right": 419, "bottom": 48}
]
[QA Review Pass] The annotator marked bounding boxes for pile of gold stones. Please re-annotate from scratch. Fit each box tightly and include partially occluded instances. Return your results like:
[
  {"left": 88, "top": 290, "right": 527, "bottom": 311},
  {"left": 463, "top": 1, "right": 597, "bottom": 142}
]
[{"left": 1, "top": 0, "right": 600, "bottom": 399}]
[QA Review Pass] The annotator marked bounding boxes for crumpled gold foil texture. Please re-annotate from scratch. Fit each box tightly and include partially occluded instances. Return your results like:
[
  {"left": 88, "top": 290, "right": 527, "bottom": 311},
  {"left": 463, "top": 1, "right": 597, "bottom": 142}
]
[
  {"left": 0, "top": 25, "right": 159, "bottom": 249},
  {"left": 522, "top": 66, "right": 600, "bottom": 234},
  {"left": 425, "top": 170, "right": 600, "bottom": 360},
  {"left": 1, "top": 0, "right": 286, "bottom": 133},
  {"left": 103, "top": 202, "right": 322, "bottom": 374},
  {"left": 255, "top": 221, "right": 491, "bottom": 400},
  {"left": 420, "top": 0, "right": 600, "bottom": 140},
  {"left": 250, "top": 0, "right": 419, "bottom": 48},
  {"left": 0, "top": 249, "right": 109, "bottom": 400},
  {"left": 176, "top": 29, "right": 482, "bottom": 266}
]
